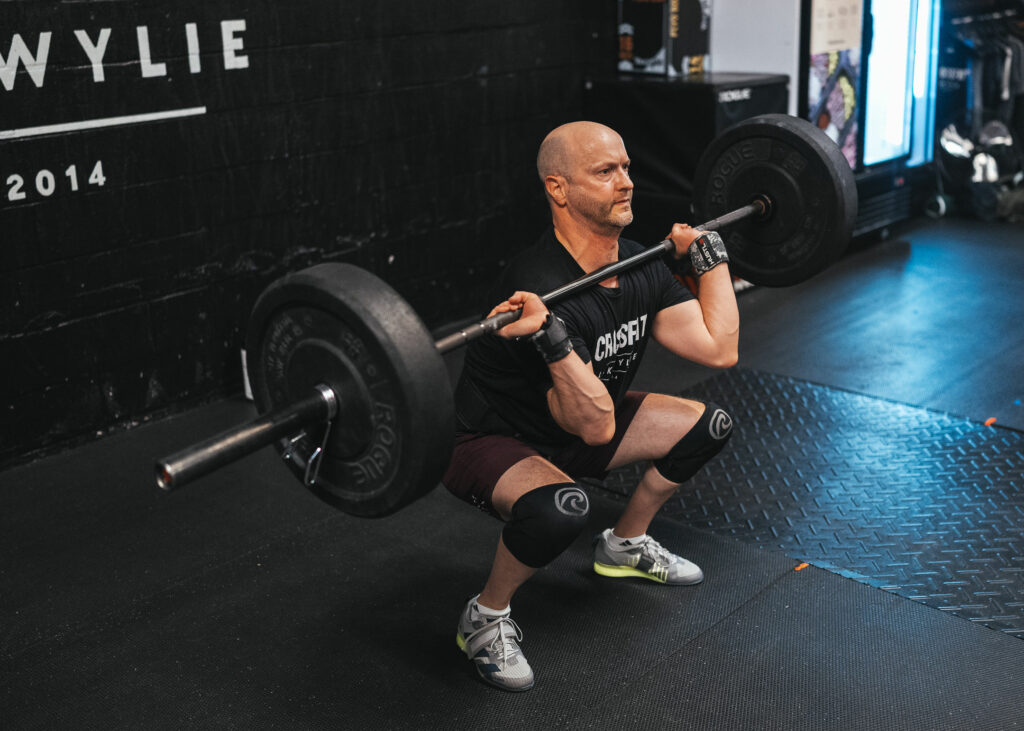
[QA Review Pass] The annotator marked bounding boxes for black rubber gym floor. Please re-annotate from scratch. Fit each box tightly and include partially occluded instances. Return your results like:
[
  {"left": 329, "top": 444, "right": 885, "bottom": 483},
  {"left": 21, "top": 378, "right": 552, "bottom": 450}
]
[
  {"left": 3, "top": 400, "right": 1023, "bottom": 729},
  {"left": 602, "top": 368, "right": 1024, "bottom": 636},
  {"left": 3, "top": 218, "right": 1024, "bottom": 727}
]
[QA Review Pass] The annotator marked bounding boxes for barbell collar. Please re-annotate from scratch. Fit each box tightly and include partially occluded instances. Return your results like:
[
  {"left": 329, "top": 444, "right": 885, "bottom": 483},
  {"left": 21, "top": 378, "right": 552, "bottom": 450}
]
[
  {"left": 314, "top": 382, "right": 339, "bottom": 420},
  {"left": 434, "top": 199, "right": 765, "bottom": 354},
  {"left": 156, "top": 384, "right": 337, "bottom": 491}
]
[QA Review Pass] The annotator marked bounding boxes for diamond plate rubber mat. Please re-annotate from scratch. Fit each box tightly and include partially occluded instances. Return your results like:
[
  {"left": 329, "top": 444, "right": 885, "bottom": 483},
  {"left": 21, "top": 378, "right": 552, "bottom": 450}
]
[{"left": 598, "top": 369, "right": 1024, "bottom": 637}]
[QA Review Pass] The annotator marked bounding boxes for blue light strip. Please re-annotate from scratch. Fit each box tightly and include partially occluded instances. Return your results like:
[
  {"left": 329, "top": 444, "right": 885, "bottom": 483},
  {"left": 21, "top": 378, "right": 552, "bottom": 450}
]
[{"left": 908, "top": 0, "right": 941, "bottom": 167}]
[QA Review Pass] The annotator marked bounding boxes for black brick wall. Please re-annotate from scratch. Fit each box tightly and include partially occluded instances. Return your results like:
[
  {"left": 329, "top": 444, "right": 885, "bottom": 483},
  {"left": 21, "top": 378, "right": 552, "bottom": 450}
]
[{"left": 1, "top": 0, "right": 615, "bottom": 464}]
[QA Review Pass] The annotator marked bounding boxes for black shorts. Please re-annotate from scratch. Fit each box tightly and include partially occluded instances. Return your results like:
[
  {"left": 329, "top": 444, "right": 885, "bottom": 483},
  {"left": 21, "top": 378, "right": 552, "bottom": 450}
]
[{"left": 442, "top": 391, "right": 649, "bottom": 518}]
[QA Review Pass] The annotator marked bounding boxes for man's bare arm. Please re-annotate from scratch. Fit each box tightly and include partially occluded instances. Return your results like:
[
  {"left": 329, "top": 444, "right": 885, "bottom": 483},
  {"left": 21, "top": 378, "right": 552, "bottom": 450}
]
[
  {"left": 491, "top": 291, "right": 615, "bottom": 444},
  {"left": 652, "top": 224, "right": 739, "bottom": 368}
]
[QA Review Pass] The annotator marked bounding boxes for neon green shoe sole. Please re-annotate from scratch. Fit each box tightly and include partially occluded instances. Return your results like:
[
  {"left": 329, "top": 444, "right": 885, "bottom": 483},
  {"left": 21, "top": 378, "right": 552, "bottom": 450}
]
[{"left": 593, "top": 561, "right": 668, "bottom": 583}]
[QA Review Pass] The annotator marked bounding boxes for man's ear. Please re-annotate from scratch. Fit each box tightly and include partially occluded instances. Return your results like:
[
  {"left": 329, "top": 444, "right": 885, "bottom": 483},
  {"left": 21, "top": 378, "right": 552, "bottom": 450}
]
[{"left": 545, "top": 175, "right": 569, "bottom": 207}]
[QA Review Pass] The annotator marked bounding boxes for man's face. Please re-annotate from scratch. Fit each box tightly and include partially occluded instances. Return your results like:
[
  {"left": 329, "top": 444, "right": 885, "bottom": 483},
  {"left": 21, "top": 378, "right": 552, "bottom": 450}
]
[{"left": 564, "top": 132, "right": 634, "bottom": 233}]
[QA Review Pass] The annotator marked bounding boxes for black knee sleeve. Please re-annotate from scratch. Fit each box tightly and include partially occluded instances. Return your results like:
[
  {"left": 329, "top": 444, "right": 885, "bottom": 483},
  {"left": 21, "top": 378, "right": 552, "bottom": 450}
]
[
  {"left": 502, "top": 483, "right": 590, "bottom": 568},
  {"left": 653, "top": 402, "right": 733, "bottom": 484}
]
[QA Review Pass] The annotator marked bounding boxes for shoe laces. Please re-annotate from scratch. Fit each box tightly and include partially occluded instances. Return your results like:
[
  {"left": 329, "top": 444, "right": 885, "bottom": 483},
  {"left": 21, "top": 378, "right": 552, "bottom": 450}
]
[
  {"left": 466, "top": 616, "right": 523, "bottom": 668},
  {"left": 642, "top": 536, "right": 676, "bottom": 566}
]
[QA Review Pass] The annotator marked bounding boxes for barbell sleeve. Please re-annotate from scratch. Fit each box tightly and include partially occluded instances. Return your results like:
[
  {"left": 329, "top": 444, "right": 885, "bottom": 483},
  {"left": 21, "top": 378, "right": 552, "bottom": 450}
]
[
  {"left": 434, "top": 198, "right": 766, "bottom": 354},
  {"left": 699, "top": 199, "right": 767, "bottom": 231},
  {"left": 156, "top": 384, "right": 338, "bottom": 491}
]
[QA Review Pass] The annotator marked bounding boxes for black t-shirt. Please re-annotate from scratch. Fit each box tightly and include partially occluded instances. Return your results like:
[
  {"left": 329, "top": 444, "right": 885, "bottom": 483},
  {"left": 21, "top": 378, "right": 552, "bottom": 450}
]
[{"left": 457, "top": 227, "right": 694, "bottom": 446}]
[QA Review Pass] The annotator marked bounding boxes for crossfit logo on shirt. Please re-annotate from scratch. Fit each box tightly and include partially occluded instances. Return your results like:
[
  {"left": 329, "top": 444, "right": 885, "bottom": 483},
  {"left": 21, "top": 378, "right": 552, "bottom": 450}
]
[
  {"left": 593, "top": 314, "right": 648, "bottom": 381},
  {"left": 593, "top": 315, "right": 648, "bottom": 363},
  {"left": 554, "top": 487, "right": 589, "bottom": 517},
  {"left": 593, "top": 315, "right": 647, "bottom": 380}
]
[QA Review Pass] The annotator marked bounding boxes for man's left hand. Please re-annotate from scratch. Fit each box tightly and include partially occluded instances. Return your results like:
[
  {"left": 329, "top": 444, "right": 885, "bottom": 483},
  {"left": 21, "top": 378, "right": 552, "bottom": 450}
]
[{"left": 667, "top": 223, "right": 706, "bottom": 259}]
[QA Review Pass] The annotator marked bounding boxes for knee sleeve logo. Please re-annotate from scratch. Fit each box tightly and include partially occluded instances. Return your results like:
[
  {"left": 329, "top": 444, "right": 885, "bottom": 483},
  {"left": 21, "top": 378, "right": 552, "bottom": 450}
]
[
  {"left": 554, "top": 487, "right": 589, "bottom": 517},
  {"left": 708, "top": 409, "right": 733, "bottom": 440}
]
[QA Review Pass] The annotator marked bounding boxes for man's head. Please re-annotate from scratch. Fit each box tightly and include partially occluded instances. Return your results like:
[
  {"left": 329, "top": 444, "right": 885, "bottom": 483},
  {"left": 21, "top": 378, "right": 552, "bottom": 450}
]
[{"left": 536, "top": 121, "right": 634, "bottom": 233}]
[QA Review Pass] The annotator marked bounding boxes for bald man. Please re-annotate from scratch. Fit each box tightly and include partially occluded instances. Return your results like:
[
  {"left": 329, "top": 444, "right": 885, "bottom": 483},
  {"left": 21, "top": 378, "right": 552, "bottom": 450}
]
[{"left": 443, "top": 121, "right": 739, "bottom": 691}]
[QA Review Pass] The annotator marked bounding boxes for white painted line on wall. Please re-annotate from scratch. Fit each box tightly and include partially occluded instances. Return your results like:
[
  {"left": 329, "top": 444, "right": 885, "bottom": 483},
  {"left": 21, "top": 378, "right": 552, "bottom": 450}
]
[{"left": 0, "top": 106, "right": 208, "bottom": 140}]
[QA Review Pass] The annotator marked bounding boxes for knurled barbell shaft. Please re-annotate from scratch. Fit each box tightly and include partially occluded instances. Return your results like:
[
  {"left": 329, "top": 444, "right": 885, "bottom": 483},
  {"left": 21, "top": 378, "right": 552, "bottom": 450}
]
[
  {"left": 156, "top": 384, "right": 337, "bottom": 491},
  {"left": 434, "top": 198, "right": 766, "bottom": 354}
]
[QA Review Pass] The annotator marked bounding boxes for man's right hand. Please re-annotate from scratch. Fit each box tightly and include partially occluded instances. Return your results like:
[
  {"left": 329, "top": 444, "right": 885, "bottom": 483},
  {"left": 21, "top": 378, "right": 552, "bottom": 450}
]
[
  {"left": 488, "top": 291, "right": 550, "bottom": 339},
  {"left": 488, "top": 295, "right": 614, "bottom": 444}
]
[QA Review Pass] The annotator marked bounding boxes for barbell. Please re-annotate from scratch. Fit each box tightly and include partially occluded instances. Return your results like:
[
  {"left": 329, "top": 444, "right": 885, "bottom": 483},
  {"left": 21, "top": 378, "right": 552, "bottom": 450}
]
[{"left": 155, "top": 114, "right": 858, "bottom": 517}]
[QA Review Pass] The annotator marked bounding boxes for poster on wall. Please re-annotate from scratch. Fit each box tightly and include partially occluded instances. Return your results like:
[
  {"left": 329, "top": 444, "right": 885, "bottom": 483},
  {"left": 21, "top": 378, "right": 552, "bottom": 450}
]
[
  {"left": 808, "top": 50, "right": 860, "bottom": 169},
  {"left": 807, "top": 0, "right": 863, "bottom": 169},
  {"left": 810, "top": 0, "right": 862, "bottom": 55}
]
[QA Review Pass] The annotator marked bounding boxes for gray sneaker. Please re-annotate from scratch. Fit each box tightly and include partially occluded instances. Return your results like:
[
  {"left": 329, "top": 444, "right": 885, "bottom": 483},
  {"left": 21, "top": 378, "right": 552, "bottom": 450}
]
[
  {"left": 456, "top": 596, "right": 535, "bottom": 692},
  {"left": 593, "top": 528, "right": 704, "bottom": 585}
]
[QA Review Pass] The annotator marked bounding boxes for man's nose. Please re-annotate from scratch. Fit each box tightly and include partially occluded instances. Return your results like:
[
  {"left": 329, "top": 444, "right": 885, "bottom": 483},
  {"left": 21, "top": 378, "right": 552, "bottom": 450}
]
[{"left": 616, "top": 168, "right": 633, "bottom": 189}]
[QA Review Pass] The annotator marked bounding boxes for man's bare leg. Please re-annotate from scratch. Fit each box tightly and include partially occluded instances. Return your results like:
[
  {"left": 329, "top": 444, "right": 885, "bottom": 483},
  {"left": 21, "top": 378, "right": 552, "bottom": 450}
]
[
  {"left": 477, "top": 537, "right": 537, "bottom": 610},
  {"left": 613, "top": 465, "right": 682, "bottom": 539},
  {"left": 606, "top": 394, "right": 706, "bottom": 538},
  {"left": 476, "top": 456, "right": 573, "bottom": 610}
]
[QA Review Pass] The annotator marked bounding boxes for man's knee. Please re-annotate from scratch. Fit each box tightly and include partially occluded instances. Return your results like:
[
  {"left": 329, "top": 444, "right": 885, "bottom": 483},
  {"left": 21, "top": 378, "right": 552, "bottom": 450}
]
[
  {"left": 502, "top": 483, "right": 590, "bottom": 568},
  {"left": 652, "top": 402, "right": 733, "bottom": 484}
]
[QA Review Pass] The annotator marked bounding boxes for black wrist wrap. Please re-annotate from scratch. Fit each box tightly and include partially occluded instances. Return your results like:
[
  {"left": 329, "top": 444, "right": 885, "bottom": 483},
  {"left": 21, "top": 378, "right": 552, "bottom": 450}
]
[
  {"left": 689, "top": 231, "right": 729, "bottom": 276},
  {"left": 530, "top": 314, "right": 573, "bottom": 364}
]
